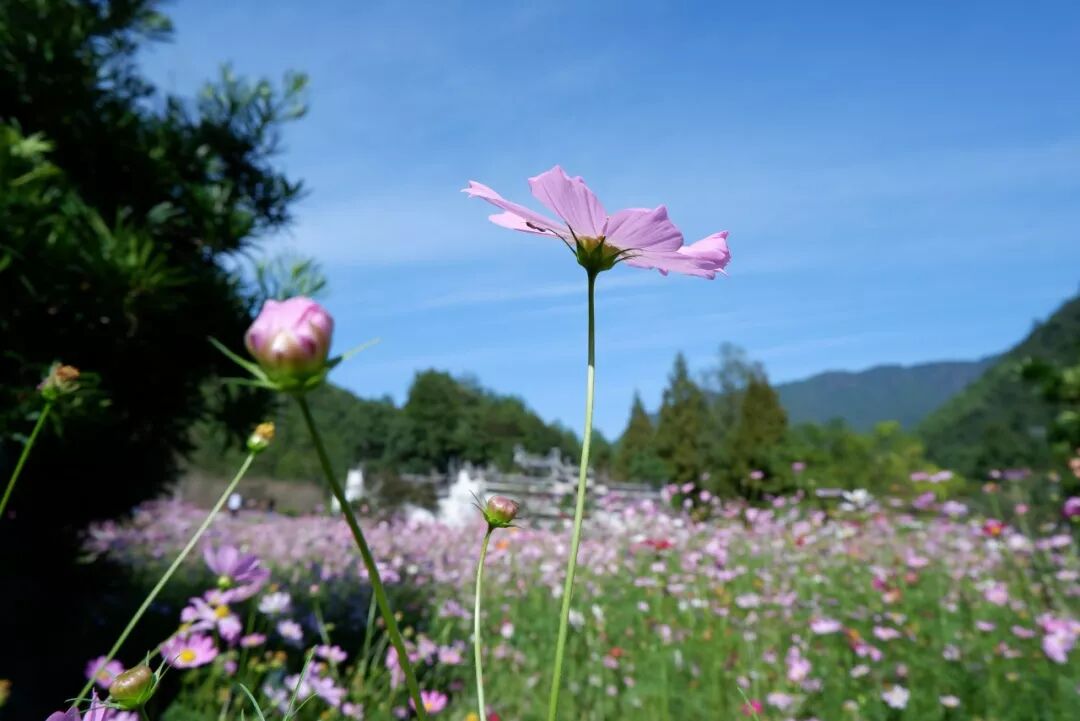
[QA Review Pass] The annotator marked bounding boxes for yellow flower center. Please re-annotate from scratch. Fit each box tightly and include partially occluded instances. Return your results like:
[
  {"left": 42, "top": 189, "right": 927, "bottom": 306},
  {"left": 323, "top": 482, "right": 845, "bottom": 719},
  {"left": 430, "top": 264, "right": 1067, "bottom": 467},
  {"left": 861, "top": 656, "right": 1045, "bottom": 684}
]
[
  {"left": 214, "top": 604, "right": 231, "bottom": 619},
  {"left": 178, "top": 649, "right": 197, "bottom": 663}
]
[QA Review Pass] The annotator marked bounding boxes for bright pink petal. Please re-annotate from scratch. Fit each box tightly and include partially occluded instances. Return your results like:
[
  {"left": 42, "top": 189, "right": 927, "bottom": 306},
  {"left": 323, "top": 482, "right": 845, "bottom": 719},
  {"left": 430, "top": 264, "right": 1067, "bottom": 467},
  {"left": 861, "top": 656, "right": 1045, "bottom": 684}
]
[
  {"left": 604, "top": 206, "right": 684, "bottom": 252},
  {"left": 679, "top": 231, "right": 731, "bottom": 277},
  {"left": 528, "top": 166, "right": 607, "bottom": 238},
  {"left": 462, "top": 181, "right": 566, "bottom": 235}
]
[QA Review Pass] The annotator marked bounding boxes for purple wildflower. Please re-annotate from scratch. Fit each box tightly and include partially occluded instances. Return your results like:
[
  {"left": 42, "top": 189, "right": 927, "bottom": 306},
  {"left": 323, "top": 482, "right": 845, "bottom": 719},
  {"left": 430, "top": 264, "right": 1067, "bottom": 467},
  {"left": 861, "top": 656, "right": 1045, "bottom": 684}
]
[{"left": 203, "top": 546, "right": 269, "bottom": 601}]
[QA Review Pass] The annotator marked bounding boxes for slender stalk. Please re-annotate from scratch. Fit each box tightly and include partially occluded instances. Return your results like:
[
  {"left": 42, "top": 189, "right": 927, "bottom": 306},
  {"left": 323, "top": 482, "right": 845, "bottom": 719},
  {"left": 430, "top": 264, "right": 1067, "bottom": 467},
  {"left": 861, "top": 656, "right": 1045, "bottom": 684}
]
[
  {"left": 77, "top": 452, "right": 257, "bottom": 703},
  {"left": 473, "top": 528, "right": 494, "bottom": 721},
  {"left": 546, "top": 270, "right": 598, "bottom": 721},
  {"left": 0, "top": 401, "right": 53, "bottom": 519},
  {"left": 295, "top": 395, "right": 428, "bottom": 720}
]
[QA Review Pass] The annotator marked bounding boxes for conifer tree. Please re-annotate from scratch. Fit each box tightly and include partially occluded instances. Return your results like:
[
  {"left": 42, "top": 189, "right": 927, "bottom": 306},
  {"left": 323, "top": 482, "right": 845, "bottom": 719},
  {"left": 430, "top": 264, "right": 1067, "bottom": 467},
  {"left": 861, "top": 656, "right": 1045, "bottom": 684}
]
[
  {"left": 655, "top": 354, "right": 711, "bottom": 485},
  {"left": 613, "top": 392, "right": 666, "bottom": 483}
]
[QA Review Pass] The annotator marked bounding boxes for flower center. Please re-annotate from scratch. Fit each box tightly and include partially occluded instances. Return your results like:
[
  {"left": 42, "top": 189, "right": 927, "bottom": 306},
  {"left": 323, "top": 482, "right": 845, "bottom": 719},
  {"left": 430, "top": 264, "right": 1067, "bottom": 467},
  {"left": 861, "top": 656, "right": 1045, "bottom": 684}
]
[
  {"left": 214, "top": 604, "right": 231, "bottom": 619},
  {"left": 178, "top": 649, "right": 197, "bottom": 663}
]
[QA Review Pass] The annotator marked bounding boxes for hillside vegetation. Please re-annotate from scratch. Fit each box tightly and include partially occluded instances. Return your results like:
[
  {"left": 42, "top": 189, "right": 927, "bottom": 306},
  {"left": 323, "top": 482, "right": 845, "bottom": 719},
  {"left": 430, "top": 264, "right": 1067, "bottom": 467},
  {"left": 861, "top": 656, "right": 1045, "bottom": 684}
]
[{"left": 919, "top": 293, "right": 1080, "bottom": 476}]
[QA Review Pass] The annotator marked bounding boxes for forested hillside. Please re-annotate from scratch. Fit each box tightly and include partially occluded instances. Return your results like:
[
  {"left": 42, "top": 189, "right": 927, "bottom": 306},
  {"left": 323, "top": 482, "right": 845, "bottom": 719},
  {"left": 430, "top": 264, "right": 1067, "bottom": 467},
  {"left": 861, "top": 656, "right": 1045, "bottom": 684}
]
[
  {"left": 919, "top": 293, "right": 1080, "bottom": 476},
  {"left": 776, "top": 358, "right": 994, "bottom": 430}
]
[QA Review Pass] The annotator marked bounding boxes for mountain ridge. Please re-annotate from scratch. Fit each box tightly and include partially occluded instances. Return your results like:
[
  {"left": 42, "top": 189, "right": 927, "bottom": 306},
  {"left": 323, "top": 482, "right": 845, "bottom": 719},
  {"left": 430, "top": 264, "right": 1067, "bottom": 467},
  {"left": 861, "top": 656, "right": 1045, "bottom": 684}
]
[{"left": 776, "top": 357, "right": 997, "bottom": 430}]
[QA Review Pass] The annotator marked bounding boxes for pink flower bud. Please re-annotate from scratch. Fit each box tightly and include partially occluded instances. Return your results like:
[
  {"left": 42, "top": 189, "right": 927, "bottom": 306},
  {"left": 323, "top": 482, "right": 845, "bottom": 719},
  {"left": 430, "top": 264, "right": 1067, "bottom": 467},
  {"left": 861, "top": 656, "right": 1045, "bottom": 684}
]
[
  {"left": 483, "top": 496, "right": 520, "bottom": 528},
  {"left": 245, "top": 297, "right": 333, "bottom": 382},
  {"left": 1064, "top": 496, "right": 1080, "bottom": 520}
]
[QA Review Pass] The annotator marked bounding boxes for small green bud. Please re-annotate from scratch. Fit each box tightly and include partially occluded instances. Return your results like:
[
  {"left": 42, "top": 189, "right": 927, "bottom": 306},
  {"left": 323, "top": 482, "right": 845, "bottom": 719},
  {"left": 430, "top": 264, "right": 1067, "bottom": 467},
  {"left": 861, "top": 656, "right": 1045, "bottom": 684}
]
[
  {"left": 246, "top": 422, "right": 275, "bottom": 453},
  {"left": 483, "top": 495, "right": 520, "bottom": 529},
  {"left": 108, "top": 665, "right": 155, "bottom": 710}
]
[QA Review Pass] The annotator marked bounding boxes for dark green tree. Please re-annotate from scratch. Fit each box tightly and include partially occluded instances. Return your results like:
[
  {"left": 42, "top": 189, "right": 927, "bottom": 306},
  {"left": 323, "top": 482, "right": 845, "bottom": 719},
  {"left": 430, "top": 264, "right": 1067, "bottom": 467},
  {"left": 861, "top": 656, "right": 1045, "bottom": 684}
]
[
  {"left": 589, "top": 429, "right": 613, "bottom": 477},
  {"left": 655, "top": 354, "right": 711, "bottom": 486},
  {"left": 613, "top": 393, "right": 667, "bottom": 484},
  {"left": 720, "top": 375, "right": 788, "bottom": 498},
  {"left": 0, "top": 2, "right": 306, "bottom": 712},
  {"left": 1022, "top": 355, "right": 1080, "bottom": 455},
  {"left": 386, "top": 370, "right": 475, "bottom": 472}
]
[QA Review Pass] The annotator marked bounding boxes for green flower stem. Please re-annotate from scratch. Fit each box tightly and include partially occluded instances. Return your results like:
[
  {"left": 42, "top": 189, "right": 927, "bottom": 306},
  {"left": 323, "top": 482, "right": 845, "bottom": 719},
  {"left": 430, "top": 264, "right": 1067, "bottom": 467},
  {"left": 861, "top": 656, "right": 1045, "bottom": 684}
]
[
  {"left": 77, "top": 451, "right": 257, "bottom": 704},
  {"left": 0, "top": 401, "right": 53, "bottom": 520},
  {"left": 296, "top": 395, "right": 428, "bottom": 721},
  {"left": 546, "top": 270, "right": 598, "bottom": 721},
  {"left": 473, "top": 527, "right": 494, "bottom": 720}
]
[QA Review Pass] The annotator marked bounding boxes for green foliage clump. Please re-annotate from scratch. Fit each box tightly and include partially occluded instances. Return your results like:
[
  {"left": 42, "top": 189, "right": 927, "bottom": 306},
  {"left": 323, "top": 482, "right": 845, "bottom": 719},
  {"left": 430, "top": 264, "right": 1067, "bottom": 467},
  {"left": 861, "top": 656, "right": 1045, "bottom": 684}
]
[
  {"left": 612, "top": 344, "right": 941, "bottom": 500},
  {"left": 385, "top": 370, "right": 580, "bottom": 473},
  {"left": 0, "top": 1, "right": 309, "bottom": 713},
  {"left": 920, "top": 293, "right": 1080, "bottom": 477},
  {"left": 654, "top": 354, "right": 712, "bottom": 486},
  {"left": 190, "top": 372, "right": 584, "bottom": 485},
  {"left": 0, "top": 0, "right": 308, "bottom": 527},
  {"left": 612, "top": 393, "right": 667, "bottom": 484}
]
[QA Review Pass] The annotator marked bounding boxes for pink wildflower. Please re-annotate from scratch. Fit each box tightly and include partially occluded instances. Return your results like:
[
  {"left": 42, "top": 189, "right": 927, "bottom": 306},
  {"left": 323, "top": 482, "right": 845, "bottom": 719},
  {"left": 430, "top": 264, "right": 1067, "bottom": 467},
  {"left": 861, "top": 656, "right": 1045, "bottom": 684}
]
[
  {"left": 160, "top": 633, "right": 218, "bottom": 668},
  {"left": 463, "top": 166, "right": 730, "bottom": 278},
  {"left": 410, "top": 690, "right": 448, "bottom": 715},
  {"left": 84, "top": 656, "right": 124, "bottom": 690}
]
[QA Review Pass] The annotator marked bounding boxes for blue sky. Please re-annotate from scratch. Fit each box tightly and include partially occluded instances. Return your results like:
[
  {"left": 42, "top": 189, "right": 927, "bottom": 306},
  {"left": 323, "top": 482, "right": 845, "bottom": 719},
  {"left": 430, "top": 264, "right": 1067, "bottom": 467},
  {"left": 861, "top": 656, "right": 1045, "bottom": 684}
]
[{"left": 142, "top": 0, "right": 1080, "bottom": 437}]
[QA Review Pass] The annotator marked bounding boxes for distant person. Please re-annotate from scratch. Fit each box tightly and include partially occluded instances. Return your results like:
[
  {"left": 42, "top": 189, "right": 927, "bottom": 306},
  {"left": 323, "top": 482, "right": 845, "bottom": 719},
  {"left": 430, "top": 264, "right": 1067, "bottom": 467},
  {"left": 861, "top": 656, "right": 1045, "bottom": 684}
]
[{"left": 227, "top": 492, "right": 242, "bottom": 517}]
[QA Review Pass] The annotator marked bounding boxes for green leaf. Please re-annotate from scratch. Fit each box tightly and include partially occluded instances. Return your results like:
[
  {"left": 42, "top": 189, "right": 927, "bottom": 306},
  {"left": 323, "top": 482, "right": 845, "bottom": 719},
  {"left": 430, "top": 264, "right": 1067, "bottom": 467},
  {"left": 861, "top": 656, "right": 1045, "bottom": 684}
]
[{"left": 234, "top": 683, "right": 268, "bottom": 721}]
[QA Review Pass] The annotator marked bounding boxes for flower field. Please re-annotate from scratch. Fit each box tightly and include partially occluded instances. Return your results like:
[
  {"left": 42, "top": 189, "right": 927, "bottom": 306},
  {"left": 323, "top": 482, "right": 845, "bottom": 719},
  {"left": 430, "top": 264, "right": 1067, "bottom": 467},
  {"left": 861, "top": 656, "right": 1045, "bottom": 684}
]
[{"left": 85, "top": 486, "right": 1080, "bottom": 721}]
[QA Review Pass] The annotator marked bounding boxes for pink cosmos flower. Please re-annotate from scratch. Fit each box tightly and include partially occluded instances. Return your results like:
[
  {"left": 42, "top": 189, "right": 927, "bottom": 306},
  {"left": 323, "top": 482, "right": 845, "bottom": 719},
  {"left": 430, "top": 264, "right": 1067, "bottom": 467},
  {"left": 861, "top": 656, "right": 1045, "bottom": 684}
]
[
  {"left": 203, "top": 546, "right": 270, "bottom": 601},
  {"left": 160, "top": 633, "right": 218, "bottom": 668},
  {"left": 180, "top": 596, "right": 242, "bottom": 642},
  {"left": 766, "top": 692, "right": 794, "bottom": 710},
  {"left": 785, "top": 646, "right": 811, "bottom": 682},
  {"left": 385, "top": 646, "right": 405, "bottom": 690},
  {"left": 1063, "top": 496, "right": 1080, "bottom": 519},
  {"left": 810, "top": 618, "right": 842, "bottom": 634},
  {"left": 984, "top": 583, "right": 1009, "bottom": 606},
  {"left": 410, "top": 690, "right": 448, "bottom": 715},
  {"left": 882, "top": 685, "right": 910, "bottom": 709},
  {"left": 463, "top": 166, "right": 730, "bottom": 277},
  {"left": 84, "top": 656, "right": 124, "bottom": 690},
  {"left": 316, "top": 644, "right": 348, "bottom": 663},
  {"left": 47, "top": 712, "right": 82, "bottom": 721},
  {"left": 1038, "top": 615, "right": 1080, "bottom": 663},
  {"left": 739, "top": 699, "right": 764, "bottom": 716},
  {"left": 912, "top": 491, "right": 936, "bottom": 510},
  {"left": 277, "top": 619, "right": 304, "bottom": 644},
  {"left": 245, "top": 297, "right": 334, "bottom": 380},
  {"left": 872, "top": 626, "right": 902, "bottom": 641},
  {"left": 49, "top": 693, "right": 138, "bottom": 721},
  {"left": 240, "top": 633, "right": 267, "bottom": 648}
]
